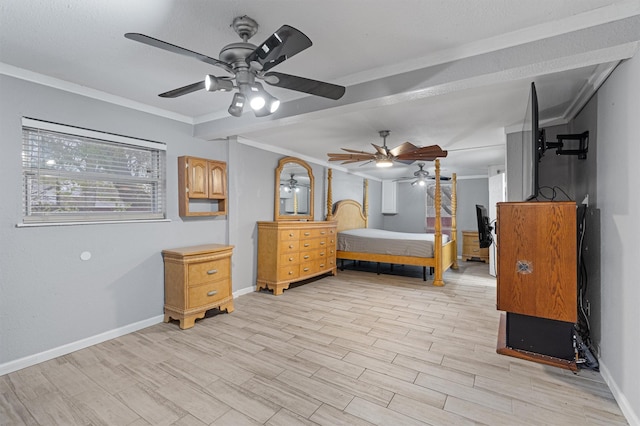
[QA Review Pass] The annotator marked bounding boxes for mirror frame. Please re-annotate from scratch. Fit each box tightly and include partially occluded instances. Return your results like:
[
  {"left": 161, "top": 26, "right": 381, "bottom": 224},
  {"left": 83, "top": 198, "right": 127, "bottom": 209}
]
[{"left": 275, "top": 157, "right": 314, "bottom": 221}]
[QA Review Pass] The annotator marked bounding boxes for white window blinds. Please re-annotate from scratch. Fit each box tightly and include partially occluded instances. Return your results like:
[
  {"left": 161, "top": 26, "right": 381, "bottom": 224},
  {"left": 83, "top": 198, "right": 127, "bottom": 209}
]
[{"left": 21, "top": 118, "right": 167, "bottom": 224}]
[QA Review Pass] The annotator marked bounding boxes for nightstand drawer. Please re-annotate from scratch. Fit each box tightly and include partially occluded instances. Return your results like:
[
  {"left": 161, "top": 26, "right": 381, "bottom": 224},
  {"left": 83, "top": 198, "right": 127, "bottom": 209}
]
[
  {"left": 188, "top": 280, "right": 230, "bottom": 308},
  {"left": 188, "top": 259, "right": 230, "bottom": 286}
]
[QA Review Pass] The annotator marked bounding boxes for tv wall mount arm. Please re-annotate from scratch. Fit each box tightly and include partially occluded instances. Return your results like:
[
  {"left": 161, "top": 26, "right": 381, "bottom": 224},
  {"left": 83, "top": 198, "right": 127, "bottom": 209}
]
[{"left": 541, "top": 131, "right": 589, "bottom": 160}]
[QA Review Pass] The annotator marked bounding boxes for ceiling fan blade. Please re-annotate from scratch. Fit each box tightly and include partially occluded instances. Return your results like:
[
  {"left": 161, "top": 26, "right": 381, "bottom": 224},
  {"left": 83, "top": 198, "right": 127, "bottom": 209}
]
[
  {"left": 341, "top": 148, "right": 374, "bottom": 154},
  {"left": 124, "top": 33, "right": 233, "bottom": 74},
  {"left": 263, "top": 72, "right": 345, "bottom": 100},
  {"left": 159, "top": 81, "right": 205, "bottom": 98},
  {"left": 371, "top": 144, "right": 388, "bottom": 156},
  {"left": 328, "top": 153, "right": 375, "bottom": 162},
  {"left": 388, "top": 142, "right": 419, "bottom": 157},
  {"left": 396, "top": 145, "right": 448, "bottom": 161},
  {"left": 246, "top": 25, "right": 312, "bottom": 72}
]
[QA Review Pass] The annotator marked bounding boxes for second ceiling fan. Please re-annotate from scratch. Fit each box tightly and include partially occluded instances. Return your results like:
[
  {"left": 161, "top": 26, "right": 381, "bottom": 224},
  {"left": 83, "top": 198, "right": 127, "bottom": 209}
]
[
  {"left": 327, "top": 130, "right": 447, "bottom": 167},
  {"left": 394, "top": 163, "right": 452, "bottom": 186}
]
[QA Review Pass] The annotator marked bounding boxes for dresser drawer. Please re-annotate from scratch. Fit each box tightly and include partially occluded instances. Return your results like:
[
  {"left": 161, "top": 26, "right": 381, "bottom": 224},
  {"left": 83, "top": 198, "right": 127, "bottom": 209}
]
[
  {"left": 299, "top": 261, "right": 316, "bottom": 276},
  {"left": 301, "top": 228, "right": 333, "bottom": 238},
  {"left": 299, "top": 249, "right": 319, "bottom": 262},
  {"left": 280, "top": 230, "right": 300, "bottom": 241},
  {"left": 278, "top": 266, "right": 300, "bottom": 281},
  {"left": 188, "top": 280, "right": 230, "bottom": 308},
  {"left": 300, "top": 237, "right": 327, "bottom": 250},
  {"left": 188, "top": 259, "right": 230, "bottom": 286},
  {"left": 281, "top": 240, "right": 299, "bottom": 253},
  {"left": 280, "top": 252, "right": 300, "bottom": 265}
]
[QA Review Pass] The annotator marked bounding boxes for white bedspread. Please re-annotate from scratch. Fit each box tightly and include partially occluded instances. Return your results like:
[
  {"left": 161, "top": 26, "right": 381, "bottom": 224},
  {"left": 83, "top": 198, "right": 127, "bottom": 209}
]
[{"left": 337, "top": 228, "right": 449, "bottom": 258}]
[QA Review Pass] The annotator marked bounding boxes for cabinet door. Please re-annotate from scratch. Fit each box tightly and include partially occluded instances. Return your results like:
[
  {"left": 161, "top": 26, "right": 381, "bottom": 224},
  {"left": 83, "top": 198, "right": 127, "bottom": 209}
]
[
  {"left": 187, "top": 157, "right": 209, "bottom": 199},
  {"left": 497, "top": 202, "right": 577, "bottom": 323},
  {"left": 208, "top": 161, "right": 227, "bottom": 199}
]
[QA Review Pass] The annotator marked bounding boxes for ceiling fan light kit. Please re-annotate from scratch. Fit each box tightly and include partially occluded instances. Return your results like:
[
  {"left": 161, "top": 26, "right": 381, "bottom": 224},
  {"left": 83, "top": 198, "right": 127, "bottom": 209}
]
[{"left": 125, "top": 15, "right": 345, "bottom": 118}]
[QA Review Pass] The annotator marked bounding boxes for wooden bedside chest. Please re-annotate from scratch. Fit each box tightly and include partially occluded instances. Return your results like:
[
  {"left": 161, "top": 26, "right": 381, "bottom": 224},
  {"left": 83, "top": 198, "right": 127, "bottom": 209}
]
[
  {"left": 462, "top": 230, "right": 489, "bottom": 263},
  {"left": 162, "top": 244, "right": 234, "bottom": 329}
]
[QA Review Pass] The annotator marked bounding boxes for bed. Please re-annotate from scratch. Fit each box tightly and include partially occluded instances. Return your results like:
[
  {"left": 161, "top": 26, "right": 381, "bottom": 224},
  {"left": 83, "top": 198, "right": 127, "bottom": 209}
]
[{"left": 326, "top": 159, "right": 458, "bottom": 285}]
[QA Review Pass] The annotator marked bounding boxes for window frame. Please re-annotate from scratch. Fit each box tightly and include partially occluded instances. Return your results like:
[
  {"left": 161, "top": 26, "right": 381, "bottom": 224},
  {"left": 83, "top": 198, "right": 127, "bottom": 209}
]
[{"left": 20, "top": 117, "right": 168, "bottom": 226}]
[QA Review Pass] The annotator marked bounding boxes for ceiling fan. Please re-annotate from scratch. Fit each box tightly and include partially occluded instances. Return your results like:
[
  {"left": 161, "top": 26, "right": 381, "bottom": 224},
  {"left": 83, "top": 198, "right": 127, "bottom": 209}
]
[
  {"left": 327, "top": 130, "right": 448, "bottom": 168},
  {"left": 124, "top": 15, "right": 345, "bottom": 117},
  {"left": 394, "top": 163, "right": 451, "bottom": 186}
]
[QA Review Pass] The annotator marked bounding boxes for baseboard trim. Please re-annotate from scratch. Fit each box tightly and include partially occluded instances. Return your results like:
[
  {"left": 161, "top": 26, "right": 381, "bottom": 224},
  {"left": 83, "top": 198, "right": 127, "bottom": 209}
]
[
  {"left": 599, "top": 360, "right": 639, "bottom": 426},
  {"left": 233, "top": 286, "right": 255, "bottom": 298},
  {"left": 0, "top": 315, "right": 164, "bottom": 376}
]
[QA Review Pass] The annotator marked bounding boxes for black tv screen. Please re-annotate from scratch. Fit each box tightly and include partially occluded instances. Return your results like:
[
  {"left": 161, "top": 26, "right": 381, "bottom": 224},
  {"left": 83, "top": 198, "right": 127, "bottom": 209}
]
[
  {"left": 522, "top": 82, "right": 542, "bottom": 201},
  {"left": 475, "top": 204, "right": 492, "bottom": 248}
]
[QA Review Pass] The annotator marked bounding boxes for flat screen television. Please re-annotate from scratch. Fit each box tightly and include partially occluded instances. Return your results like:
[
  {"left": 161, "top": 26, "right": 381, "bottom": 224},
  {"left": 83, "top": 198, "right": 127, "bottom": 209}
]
[
  {"left": 475, "top": 204, "right": 493, "bottom": 248},
  {"left": 521, "top": 82, "right": 544, "bottom": 201}
]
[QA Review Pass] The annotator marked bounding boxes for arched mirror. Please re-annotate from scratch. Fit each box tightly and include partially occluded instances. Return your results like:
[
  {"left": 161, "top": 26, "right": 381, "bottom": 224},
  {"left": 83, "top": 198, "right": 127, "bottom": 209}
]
[{"left": 275, "top": 157, "right": 314, "bottom": 221}]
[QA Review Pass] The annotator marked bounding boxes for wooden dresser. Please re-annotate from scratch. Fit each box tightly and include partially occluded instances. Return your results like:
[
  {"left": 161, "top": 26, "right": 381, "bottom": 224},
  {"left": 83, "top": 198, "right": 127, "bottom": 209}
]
[
  {"left": 162, "top": 244, "right": 234, "bottom": 329},
  {"left": 462, "top": 230, "right": 489, "bottom": 262},
  {"left": 257, "top": 221, "right": 337, "bottom": 295}
]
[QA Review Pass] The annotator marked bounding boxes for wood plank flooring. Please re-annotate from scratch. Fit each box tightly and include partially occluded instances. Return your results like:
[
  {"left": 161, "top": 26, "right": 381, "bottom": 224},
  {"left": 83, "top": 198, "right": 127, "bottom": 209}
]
[{"left": 0, "top": 262, "right": 628, "bottom": 425}]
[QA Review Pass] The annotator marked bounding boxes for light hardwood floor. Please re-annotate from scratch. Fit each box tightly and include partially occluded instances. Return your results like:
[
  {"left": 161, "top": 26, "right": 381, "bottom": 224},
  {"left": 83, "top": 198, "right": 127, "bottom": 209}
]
[{"left": 0, "top": 262, "right": 628, "bottom": 425}]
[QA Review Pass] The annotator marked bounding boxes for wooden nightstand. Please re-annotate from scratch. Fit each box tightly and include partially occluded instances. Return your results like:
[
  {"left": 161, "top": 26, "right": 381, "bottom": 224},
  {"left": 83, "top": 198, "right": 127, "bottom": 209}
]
[
  {"left": 462, "top": 230, "right": 489, "bottom": 263},
  {"left": 162, "top": 244, "right": 234, "bottom": 329}
]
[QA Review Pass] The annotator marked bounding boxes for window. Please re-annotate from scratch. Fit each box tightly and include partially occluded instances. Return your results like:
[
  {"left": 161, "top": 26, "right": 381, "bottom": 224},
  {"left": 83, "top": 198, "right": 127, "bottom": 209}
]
[{"left": 21, "top": 118, "right": 166, "bottom": 225}]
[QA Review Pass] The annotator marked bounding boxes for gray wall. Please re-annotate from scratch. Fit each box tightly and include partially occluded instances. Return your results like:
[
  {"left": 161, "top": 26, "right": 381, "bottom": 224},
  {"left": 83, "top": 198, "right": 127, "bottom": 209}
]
[
  {"left": 0, "top": 75, "right": 228, "bottom": 365},
  {"left": 595, "top": 54, "right": 639, "bottom": 421},
  {"left": 382, "top": 182, "right": 427, "bottom": 232}
]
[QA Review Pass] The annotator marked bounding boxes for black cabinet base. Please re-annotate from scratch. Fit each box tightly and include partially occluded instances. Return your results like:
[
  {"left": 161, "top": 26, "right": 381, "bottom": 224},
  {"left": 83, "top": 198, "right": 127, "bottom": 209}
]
[{"left": 506, "top": 313, "right": 575, "bottom": 361}]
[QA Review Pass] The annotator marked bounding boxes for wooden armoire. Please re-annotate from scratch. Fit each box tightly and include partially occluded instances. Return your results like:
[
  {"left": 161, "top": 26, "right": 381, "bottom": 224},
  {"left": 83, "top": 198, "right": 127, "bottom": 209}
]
[{"left": 496, "top": 201, "right": 578, "bottom": 370}]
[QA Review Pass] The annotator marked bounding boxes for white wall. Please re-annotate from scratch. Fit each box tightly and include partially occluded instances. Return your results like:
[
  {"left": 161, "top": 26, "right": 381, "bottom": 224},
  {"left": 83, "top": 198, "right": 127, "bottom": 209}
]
[{"left": 596, "top": 53, "right": 640, "bottom": 424}]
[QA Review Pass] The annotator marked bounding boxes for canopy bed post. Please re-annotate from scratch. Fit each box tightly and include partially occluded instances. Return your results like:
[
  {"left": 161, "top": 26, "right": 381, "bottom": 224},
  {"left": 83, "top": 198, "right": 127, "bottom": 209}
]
[
  {"left": 451, "top": 173, "right": 459, "bottom": 270},
  {"left": 363, "top": 179, "right": 369, "bottom": 228},
  {"left": 433, "top": 159, "right": 445, "bottom": 287},
  {"left": 326, "top": 168, "right": 333, "bottom": 220}
]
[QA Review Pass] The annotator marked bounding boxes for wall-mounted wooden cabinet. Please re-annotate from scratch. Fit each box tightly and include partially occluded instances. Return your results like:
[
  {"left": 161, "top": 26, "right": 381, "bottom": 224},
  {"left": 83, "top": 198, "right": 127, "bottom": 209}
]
[{"left": 178, "top": 156, "right": 227, "bottom": 216}]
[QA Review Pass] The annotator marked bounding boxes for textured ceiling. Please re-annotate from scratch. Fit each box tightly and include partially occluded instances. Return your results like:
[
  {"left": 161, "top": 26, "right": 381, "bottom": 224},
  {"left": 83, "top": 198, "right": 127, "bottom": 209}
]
[{"left": 2, "top": 0, "right": 639, "bottom": 179}]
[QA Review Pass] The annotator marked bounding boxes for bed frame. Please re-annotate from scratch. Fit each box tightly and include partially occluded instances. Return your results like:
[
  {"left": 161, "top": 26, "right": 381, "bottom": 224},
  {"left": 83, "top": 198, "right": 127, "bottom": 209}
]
[{"left": 326, "top": 159, "right": 458, "bottom": 286}]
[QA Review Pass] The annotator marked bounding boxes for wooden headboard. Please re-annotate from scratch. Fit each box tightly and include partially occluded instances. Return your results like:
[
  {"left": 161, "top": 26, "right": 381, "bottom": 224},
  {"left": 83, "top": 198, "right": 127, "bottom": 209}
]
[{"left": 332, "top": 200, "right": 367, "bottom": 233}]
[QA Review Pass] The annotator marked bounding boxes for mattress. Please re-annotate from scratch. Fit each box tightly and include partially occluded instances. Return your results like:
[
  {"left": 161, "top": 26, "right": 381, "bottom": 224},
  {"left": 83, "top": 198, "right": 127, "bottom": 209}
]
[{"left": 337, "top": 228, "right": 449, "bottom": 258}]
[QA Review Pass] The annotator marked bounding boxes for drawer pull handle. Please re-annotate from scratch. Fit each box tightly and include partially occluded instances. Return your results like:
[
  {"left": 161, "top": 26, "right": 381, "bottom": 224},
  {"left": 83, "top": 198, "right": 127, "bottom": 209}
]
[
  {"left": 320, "top": 252, "right": 325, "bottom": 256},
  {"left": 289, "top": 257, "right": 294, "bottom": 261},
  {"left": 289, "top": 244, "right": 294, "bottom": 249},
  {"left": 288, "top": 271, "right": 293, "bottom": 275},
  {"left": 304, "top": 255, "right": 310, "bottom": 259},
  {"left": 303, "top": 267, "right": 310, "bottom": 272},
  {"left": 289, "top": 233, "right": 294, "bottom": 237},
  {"left": 320, "top": 241, "right": 325, "bottom": 245},
  {"left": 304, "top": 243, "right": 310, "bottom": 247},
  {"left": 304, "top": 232, "right": 310, "bottom": 236},
  {"left": 207, "top": 269, "right": 218, "bottom": 275},
  {"left": 207, "top": 290, "right": 218, "bottom": 297},
  {"left": 320, "top": 263, "right": 325, "bottom": 268},
  {"left": 320, "top": 231, "right": 326, "bottom": 235}
]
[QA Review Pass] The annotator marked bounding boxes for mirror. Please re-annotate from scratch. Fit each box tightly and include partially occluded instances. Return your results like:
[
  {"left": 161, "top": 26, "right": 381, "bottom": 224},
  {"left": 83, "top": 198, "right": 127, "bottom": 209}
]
[{"left": 275, "top": 157, "right": 314, "bottom": 221}]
